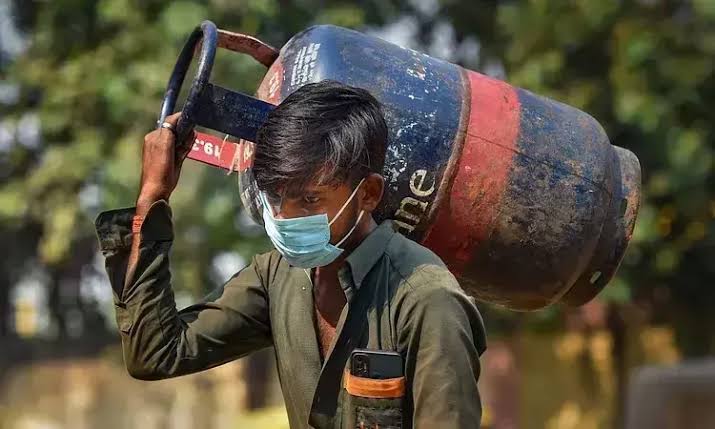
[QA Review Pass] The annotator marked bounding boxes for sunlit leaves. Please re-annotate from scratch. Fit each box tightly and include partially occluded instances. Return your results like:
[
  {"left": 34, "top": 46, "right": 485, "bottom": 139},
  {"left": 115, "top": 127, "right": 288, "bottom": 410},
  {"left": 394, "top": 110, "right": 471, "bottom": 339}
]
[
  {"left": 0, "top": 182, "right": 28, "bottom": 222},
  {"left": 160, "top": 2, "right": 209, "bottom": 42},
  {"left": 97, "top": 0, "right": 142, "bottom": 26},
  {"left": 693, "top": 0, "right": 715, "bottom": 20},
  {"left": 315, "top": 5, "right": 366, "bottom": 28},
  {"left": 39, "top": 202, "right": 78, "bottom": 265},
  {"left": 3, "top": 0, "right": 713, "bottom": 327}
]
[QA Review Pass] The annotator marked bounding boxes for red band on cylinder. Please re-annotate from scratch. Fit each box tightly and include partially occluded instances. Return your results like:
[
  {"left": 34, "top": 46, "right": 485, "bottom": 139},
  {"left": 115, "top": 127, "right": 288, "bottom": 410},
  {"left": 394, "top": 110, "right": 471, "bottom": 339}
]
[
  {"left": 256, "top": 58, "right": 284, "bottom": 105},
  {"left": 186, "top": 132, "right": 240, "bottom": 171},
  {"left": 422, "top": 70, "right": 521, "bottom": 275}
]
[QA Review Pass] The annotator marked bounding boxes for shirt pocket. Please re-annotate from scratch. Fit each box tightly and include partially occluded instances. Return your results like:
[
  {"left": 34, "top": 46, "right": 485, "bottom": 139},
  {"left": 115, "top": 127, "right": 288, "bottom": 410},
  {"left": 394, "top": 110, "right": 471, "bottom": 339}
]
[{"left": 342, "top": 369, "right": 405, "bottom": 429}]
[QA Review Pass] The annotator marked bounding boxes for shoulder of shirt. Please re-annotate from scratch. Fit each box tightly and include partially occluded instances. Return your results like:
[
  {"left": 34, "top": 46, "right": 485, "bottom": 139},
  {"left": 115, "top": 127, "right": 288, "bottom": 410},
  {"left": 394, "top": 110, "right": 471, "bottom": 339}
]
[
  {"left": 385, "top": 231, "right": 483, "bottom": 345},
  {"left": 225, "top": 249, "right": 287, "bottom": 289},
  {"left": 251, "top": 248, "right": 284, "bottom": 268},
  {"left": 383, "top": 228, "right": 462, "bottom": 294}
]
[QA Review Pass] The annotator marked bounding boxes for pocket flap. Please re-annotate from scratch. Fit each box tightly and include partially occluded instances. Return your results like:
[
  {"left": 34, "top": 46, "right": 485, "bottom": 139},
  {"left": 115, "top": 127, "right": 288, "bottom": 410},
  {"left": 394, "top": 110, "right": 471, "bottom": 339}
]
[{"left": 343, "top": 369, "right": 405, "bottom": 399}]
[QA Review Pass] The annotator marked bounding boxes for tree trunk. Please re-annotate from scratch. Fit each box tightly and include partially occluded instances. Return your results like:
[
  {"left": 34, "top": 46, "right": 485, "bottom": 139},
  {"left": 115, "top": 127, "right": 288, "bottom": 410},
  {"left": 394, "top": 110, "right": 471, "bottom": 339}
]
[
  {"left": 0, "top": 275, "right": 11, "bottom": 337},
  {"left": 607, "top": 303, "right": 627, "bottom": 429}
]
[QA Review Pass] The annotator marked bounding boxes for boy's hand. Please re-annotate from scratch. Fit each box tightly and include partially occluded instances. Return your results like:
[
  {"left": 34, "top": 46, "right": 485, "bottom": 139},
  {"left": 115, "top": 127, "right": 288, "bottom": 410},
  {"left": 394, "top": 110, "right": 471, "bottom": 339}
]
[{"left": 136, "top": 112, "right": 194, "bottom": 214}]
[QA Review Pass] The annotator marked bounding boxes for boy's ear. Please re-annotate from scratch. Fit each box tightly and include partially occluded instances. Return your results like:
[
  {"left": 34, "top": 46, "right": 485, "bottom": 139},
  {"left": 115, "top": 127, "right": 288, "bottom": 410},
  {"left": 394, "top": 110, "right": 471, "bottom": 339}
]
[{"left": 361, "top": 173, "right": 385, "bottom": 212}]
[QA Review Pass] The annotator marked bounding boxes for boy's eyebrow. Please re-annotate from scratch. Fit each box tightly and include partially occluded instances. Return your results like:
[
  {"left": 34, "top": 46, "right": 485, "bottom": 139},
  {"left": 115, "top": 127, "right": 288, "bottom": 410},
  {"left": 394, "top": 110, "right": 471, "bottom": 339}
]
[
  {"left": 283, "top": 189, "right": 319, "bottom": 199},
  {"left": 283, "top": 181, "right": 335, "bottom": 198},
  {"left": 303, "top": 185, "right": 331, "bottom": 194}
]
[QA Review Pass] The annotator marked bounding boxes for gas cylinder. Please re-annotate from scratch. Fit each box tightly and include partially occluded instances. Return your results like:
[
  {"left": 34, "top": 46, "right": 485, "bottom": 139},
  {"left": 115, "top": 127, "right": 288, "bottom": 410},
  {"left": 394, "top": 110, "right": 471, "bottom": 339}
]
[{"left": 160, "top": 21, "right": 641, "bottom": 310}]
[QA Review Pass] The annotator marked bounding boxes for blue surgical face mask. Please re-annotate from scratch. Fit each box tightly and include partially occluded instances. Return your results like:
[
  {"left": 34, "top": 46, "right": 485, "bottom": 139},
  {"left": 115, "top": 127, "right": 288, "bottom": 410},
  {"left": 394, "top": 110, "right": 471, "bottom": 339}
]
[{"left": 259, "top": 178, "right": 366, "bottom": 268}]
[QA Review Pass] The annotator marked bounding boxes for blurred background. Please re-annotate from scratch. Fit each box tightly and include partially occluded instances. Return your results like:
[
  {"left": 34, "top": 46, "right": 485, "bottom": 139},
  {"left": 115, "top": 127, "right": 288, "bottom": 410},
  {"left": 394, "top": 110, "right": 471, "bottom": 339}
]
[{"left": 1, "top": 0, "right": 714, "bottom": 428}]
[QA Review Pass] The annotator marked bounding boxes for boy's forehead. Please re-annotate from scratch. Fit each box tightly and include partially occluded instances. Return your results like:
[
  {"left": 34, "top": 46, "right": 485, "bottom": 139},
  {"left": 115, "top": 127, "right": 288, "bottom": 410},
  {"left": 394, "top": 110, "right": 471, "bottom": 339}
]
[{"left": 272, "top": 180, "right": 348, "bottom": 199}]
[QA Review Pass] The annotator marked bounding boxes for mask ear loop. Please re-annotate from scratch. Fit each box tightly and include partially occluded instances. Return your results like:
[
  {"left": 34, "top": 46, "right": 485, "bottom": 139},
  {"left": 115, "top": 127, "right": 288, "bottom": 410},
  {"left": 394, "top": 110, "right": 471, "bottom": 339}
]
[
  {"left": 335, "top": 210, "right": 365, "bottom": 248},
  {"left": 328, "top": 178, "right": 366, "bottom": 227},
  {"left": 332, "top": 178, "right": 367, "bottom": 248}
]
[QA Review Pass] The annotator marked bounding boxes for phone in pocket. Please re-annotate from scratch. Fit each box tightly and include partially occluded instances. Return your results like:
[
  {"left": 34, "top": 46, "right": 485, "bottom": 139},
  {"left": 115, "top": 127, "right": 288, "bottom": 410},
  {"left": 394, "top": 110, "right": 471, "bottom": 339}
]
[{"left": 350, "top": 349, "right": 403, "bottom": 379}]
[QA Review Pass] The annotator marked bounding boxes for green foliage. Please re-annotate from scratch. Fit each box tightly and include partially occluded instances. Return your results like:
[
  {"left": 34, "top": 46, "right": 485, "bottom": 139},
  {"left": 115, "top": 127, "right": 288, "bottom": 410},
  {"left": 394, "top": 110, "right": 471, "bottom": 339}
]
[
  {"left": 1, "top": 0, "right": 392, "bottom": 301},
  {"left": 2, "top": 0, "right": 713, "bottom": 354}
]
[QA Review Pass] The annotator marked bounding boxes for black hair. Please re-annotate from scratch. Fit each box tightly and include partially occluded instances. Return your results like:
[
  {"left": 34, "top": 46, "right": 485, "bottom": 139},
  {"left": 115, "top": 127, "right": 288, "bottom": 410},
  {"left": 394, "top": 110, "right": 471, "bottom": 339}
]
[{"left": 253, "top": 80, "right": 388, "bottom": 199}]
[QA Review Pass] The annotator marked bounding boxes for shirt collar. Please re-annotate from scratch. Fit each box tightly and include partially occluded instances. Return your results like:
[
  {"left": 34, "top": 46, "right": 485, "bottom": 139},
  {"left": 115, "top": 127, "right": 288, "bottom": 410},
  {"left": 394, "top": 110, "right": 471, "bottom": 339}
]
[{"left": 343, "top": 220, "right": 397, "bottom": 290}]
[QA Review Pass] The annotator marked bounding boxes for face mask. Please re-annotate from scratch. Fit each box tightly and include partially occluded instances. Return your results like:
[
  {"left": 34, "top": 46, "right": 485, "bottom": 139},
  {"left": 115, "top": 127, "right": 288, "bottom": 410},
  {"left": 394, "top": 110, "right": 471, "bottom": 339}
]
[{"left": 259, "top": 179, "right": 366, "bottom": 268}]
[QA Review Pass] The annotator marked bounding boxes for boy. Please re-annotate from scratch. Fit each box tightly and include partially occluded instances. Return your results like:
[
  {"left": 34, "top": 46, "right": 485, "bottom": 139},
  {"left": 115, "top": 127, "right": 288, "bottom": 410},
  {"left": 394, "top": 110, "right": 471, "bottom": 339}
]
[{"left": 96, "top": 80, "right": 486, "bottom": 428}]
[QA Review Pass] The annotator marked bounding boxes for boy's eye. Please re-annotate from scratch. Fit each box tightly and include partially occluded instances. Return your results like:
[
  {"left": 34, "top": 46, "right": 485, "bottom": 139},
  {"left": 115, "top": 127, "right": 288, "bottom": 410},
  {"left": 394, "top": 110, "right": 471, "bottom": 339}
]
[{"left": 304, "top": 195, "right": 320, "bottom": 204}]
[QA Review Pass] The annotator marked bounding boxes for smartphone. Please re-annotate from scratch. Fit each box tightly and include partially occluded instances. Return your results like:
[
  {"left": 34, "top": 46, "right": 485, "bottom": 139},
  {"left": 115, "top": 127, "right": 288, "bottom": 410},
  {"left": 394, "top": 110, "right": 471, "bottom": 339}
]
[{"left": 350, "top": 349, "right": 403, "bottom": 379}]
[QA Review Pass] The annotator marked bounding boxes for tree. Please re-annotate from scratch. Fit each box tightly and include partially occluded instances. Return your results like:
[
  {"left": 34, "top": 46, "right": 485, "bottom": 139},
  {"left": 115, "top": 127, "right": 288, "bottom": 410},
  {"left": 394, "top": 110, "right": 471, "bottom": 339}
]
[
  {"left": 4, "top": 0, "right": 713, "bottom": 357},
  {"left": 2, "top": 1, "right": 713, "bottom": 428},
  {"left": 0, "top": 0, "right": 400, "bottom": 336}
]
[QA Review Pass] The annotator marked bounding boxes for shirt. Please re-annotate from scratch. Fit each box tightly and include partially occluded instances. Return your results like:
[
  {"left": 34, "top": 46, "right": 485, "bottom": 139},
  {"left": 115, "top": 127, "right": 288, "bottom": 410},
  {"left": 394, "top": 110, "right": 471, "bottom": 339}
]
[{"left": 95, "top": 200, "right": 487, "bottom": 428}]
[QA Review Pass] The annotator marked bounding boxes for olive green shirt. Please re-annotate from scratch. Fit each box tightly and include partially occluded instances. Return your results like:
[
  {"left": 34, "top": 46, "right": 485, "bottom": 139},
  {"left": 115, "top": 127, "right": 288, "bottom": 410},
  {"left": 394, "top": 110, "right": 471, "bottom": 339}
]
[{"left": 95, "top": 200, "right": 486, "bottom": 428}]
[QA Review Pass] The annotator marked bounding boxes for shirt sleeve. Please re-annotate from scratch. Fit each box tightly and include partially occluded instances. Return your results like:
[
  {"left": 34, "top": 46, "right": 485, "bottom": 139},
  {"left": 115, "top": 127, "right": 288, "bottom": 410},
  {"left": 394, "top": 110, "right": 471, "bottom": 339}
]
[
  {"left": 396, "top": 264, "right": 487, "bottom": 429},
  {"left": 94, "top": 200, "right": 272, "bottom": 380}
]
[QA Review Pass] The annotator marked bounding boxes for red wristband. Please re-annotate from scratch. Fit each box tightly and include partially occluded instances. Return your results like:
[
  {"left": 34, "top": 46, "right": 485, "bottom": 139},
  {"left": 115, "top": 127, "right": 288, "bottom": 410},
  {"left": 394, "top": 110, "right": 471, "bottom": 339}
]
[{"left": 132, "top": 215, "right": 144, "bottom": 234}]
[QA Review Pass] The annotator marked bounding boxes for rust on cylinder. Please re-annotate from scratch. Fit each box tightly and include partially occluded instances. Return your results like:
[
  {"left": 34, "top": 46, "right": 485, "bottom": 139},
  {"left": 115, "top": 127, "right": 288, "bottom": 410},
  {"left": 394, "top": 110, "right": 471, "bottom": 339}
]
[{"left": 216, "top": 29, "right": 280, "bottom": 67}]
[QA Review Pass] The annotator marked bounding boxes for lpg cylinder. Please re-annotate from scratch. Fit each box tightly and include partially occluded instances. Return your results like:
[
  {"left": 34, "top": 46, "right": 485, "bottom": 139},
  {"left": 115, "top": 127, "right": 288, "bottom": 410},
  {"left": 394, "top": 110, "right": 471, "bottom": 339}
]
[{"left": 228, "top": 25, "right": 641, "bottom": 311}]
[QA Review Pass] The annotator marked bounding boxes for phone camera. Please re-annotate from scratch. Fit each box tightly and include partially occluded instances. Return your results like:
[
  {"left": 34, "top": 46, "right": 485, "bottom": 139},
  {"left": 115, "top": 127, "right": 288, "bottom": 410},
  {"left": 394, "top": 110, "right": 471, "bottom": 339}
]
[{"left": 353, "top": 354, "right": 369, "bottom": 376}]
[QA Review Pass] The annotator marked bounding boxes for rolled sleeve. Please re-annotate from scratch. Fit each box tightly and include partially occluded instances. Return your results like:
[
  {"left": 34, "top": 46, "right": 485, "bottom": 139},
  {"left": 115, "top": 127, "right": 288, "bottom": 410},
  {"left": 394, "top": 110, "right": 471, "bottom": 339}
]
[
  {"left": 94, "top": 200, "right": 174, "bottom": 252},
  {"left": 95, "top": 207, "right": 135, "bottom": 252},
  {"left": 94, "top": 200, "right": 173, "bottom": 302}
]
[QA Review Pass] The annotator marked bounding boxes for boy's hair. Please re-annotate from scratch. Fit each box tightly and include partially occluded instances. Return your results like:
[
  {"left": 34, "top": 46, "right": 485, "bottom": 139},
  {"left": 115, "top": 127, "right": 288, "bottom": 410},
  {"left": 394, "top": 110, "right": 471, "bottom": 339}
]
[{"left": 253, "top": 80, "right": 388, "bottom": 199}]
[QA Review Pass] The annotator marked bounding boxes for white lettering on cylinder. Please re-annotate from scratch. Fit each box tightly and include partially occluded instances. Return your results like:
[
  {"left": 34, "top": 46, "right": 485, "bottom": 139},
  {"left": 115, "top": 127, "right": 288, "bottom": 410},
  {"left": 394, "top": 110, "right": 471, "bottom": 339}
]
[
  {"left": 393, "top": 169, "right": 438, "bottom": 235},
  {"left": 410, "top": 169, "right": 435, "bottom": 197},
  {"left": 394, "top": 197, "right": 428, "bottom": 223},
  {"left": 393, "top": 219, "right": 416, "bottom": 234}
]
